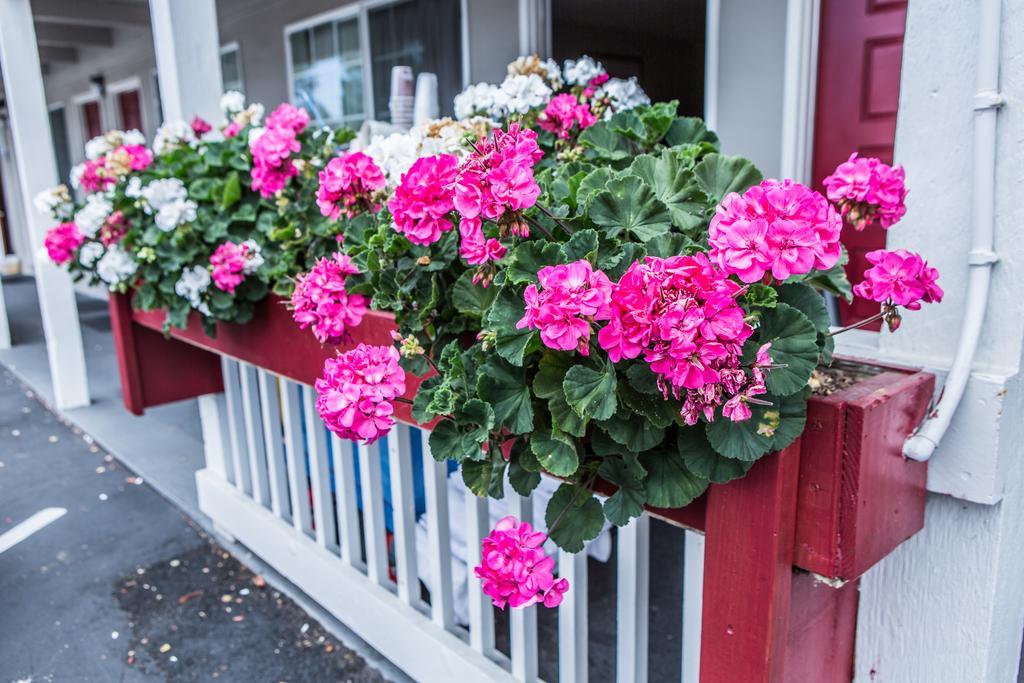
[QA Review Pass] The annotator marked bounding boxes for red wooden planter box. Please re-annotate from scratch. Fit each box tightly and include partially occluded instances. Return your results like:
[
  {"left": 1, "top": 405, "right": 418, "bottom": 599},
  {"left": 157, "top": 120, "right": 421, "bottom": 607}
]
[{"left": 109, "top": 292, "right": 934, "bottom": 682}]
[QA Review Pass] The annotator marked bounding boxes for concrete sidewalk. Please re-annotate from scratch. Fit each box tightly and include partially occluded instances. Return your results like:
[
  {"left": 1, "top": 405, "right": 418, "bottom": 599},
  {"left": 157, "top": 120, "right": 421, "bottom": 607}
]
[{"left": 0, "top": 365, "right": 387, "bottom": 683}]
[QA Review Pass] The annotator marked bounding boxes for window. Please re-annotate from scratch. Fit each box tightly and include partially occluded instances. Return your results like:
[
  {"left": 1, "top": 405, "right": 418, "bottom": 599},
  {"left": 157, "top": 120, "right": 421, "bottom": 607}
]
[
  {"left": 285, "top": 0, "right": 462, "bottom": 129},
  {"left": 221, "top": 43, "right": 245, "bottom": 94},
  {"left": 48, "top": 106, "right": 73, "bottom": 187}
]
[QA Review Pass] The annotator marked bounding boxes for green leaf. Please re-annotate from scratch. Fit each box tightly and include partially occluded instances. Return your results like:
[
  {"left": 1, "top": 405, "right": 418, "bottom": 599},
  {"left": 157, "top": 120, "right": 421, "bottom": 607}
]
[
  {"left": 599, "top": 409, "right": 666, "bottom": 451},
  {"left": 588, "top": 174, "right": 672, "bottom": 242},
  {"left": 563, "top": 364, "right": 617, "bottom": 420},
  {"left": 617, "top": 379, "right": 678, "bottom": 428},
  {"left": 776, "top": 284, "right": 830, "bottom": 333},
  {"left": 705, "top": 414, "right": 772, "bottom": 462},
  {"left": 231, "top": 202, "right": 257, "bottom": 223},
  {"left": 600, "top": 242, "right": 647, "bottom": 280},
  {"left": 545, "top": 484, "right": 605, "bottom": 553},
  {"left": 452, "top": 270, "right": 498, "bottom": 317},
  {"left": 665, "top": 117, "right": 718, "bottom": 147},
  {"left": 579, "top": 123, "right": 634, "bottom": 162},
  {"left": 629, "top": 151, "right": 708, "bottom": 230},
  {"left": 800, "top": 259, "right": 853, "bottom": 302},
  {"left": 758, "top": 303, "right": 818, "bottom": 396},
  {"left": 645, "top": 232, "right": 696, "bottom": 258},
  {"left": 575, "top": 167, "right": 614, "bottom": 211},
  {"left": 743, "top": 283, "right": 778, "bottom": 309},
  {"left": 693, "top": 153, "right": 762, "bottom": 202},
  {"left": 530, "top": 426, "right": 579, "bottom": 476},
  {"left": 678, "top": 428, "right": 753, "bottom": 484},
  {"left": 188, "top": 178, "right": 216, "bottom": 201},
  {"left": 507, "top": 240, "right": 562, "bottom": 284},
  {"left": 477, "top": 359, "right": 534, "bottom": 434},
  {"left": 638, "top": 101, "right": 678, "bottom": 144},
  {"left": 461, "top": 458, "right": 507, "bottom": 498},
  {"left": 221, "top": 172, "right": 242, "bottom": 210},
  {"left": 508, "top": 456, "right": 542, "bottom": 497},
  {"left": 609, "top": 110, "right": 645, "bottom": 140},
  {"left": 705, "top": 392, "right": 808, "bottom": 461},
  {"left": 533, "top": 352, "right": 570, "bottom": 400},
  {"left": 560, "top": 229, "right": 600, "bottom": 263},
  {"left": 599, "top": 457, "right": 647, "bottom": 526},
  {"left": 640, "top": 449, "right": 709, "bottom": 508},
  {"left": 761, "top": 391, "right": 808, "bottom": 452},
  {"left": 550, "top": 392, "right": 588, "bottom": 437},
  {"left": 485, "top": 285, "right": 537, "bottom": 366},
  {"left": 428, "top": 420, "right": 477, "bottom": 463}
]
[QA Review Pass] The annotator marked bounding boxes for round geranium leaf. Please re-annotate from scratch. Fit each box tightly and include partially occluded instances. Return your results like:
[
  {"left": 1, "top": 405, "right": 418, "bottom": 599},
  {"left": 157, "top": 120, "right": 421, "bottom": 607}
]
[
  {"left": 545, "top": 484, "right": 605, "bottom": 553},
  {"left": 588, "top": 174, "right": 671, "bottom": 242},
  {"left": 639, "top": 448, "right": 709, "bottom": 509},
  {"left": 693, "top": 153, "right": 762, "bottom": 202},
  {"left": 563, "top": 364, "right": 618, "bottom": 420},
  {"left": 757, "top": 303, "right": 819, "bottom": 396},
  {"left": 678, "top": 428, "right": 753, "bottom": 484}
]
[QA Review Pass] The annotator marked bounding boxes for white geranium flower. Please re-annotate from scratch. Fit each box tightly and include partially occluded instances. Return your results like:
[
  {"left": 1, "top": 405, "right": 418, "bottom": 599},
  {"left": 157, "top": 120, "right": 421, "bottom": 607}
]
[
  {"left": 600, "top": 77, "right": 651, "bottom": 117},
  {"left": 74, "top": 194, "right": 112, "bottom": 238},
  {"left": 241, "top": 239, "right": 263, "bottom": 274},
  {"left": 499, "top": 74, "right": 551, "bottom": 115},
  {"left": 541, "top": 58, "right": 564, "bottom": 89},
  {"left": 454, "top": 83, "right": 508, "bottom": 121},
  {"left": 69, "top": 163, "right": 86, "bottom": 190},
  {"left": 141, "top": 178, "right": 188, "bottom": 214},
  {"left": 155, "top": 199, "right": 197, "bottom": 232},
  {"left": 365, "top": 132, "right": 419, "bottom": 186},
  {"left": 220, "top": 90, "right": 246, "bottom": 115},
  {"left": 85, "top": 134, "right": 115, "bottom": 160},
  {"left": 153, "top": 120, "right": 195, "bottom": 155},
  {"left": 125, "top": 176, "right": 144, "bottom": 199},
  {"left": 122, "top": 129, "right": 146, "bottom": 147},
  {"left": 175, "top": 265, "right": 211, "bottom": 310},
  {"left": 78, "top": 241, "right": 104, "bottom": 268},
  {"left": 563, "top": 55, "right": 606, "bottom": 86},
  {"left": 247, "top": 126, "right": 266, "bottom": 147},
  {"left": 96, "top": 244, "right": 137, "bottom": 287},
  {"left": 34, "top": 184, "right": 73, "bottom": 220}
]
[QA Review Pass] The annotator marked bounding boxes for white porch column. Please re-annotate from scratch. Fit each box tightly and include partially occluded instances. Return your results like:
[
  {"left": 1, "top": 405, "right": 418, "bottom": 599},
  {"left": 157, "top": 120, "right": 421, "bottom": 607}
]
[
  {"left": 148, "top": 0, "right": 223, "bottom": 124},
  {"left": 0, "top": 0, "right": 89, "bottom": 408}
]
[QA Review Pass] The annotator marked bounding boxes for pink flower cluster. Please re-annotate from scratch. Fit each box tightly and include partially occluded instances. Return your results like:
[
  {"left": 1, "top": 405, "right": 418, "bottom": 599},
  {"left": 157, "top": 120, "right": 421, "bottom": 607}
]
[
  {"left": 210, "top": 241, "right": 257, "bottom": 293},
  {"left": 315, "top": 344, "right": 406, "bottom": 444},
  {"left": 474, "top": 516, "right": 569, "bottom": 610},
  {"left": 458, "top": 218, "right": 507, "bottom": 272},
  {"left": 597, "top": 254, "right": 761, "bottom": 424},
  {"left": 388, "top": 154, "right": 460, "bottom": 245},
  {"left": 84, "top": 144, "right": 153, "bottom": 192},
  {"left": 100, "top": 211, "right": 129, "bottom": 247},
  {"left": 538, "top": 94, "right": 597, "bottom": 139},
  {"left": 853, "top": 249, "right": 943, "bottom": 310},
  {"left": 250, "top": 103, "right": 309, "bottom": 197},
  {"left": 708, "top": 179, "right": 843, "bottom": 283},
  {"left": 190, "top": 116, "right": 213, "bottom": 138},
  {"left": 44, "top": 222, "right": 84, "bottom": 265},
  {"left": 823, "top": 153, "right": 908, "bottom": 230},
  {"left": 517, "top": 259, "right": 612, "bottom": 355},
  {"left": 78, "top": 158, "right": 116, "bottom": 194},
  {"left": 316, "top": 152, "right": 385, "bottom": 220},
  {"left": 291, "top": 253, "right": 367, "bottom": 344}
]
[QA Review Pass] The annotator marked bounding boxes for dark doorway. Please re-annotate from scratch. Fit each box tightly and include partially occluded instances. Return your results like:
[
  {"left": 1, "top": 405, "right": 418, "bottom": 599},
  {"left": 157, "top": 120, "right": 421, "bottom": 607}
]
[
  {"left": 81, "top": 100, "right": 103, "bottom": 140},
  {"left": 48, "top": 106, "right": 73, "bottom": 187},
  {"left": 117, "top": 89, "right": 144, "bottom": 131},
  {"left": 551, "top": 0, "right": 706, "bottom": 117}
]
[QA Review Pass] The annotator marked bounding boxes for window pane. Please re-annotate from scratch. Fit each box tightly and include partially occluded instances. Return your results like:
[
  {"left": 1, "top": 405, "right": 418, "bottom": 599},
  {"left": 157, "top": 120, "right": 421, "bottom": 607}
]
[
  {"left": 289, "top": 31, "right": 311, "bottom": 70},
  {"left": 367, "top": 0, "right": 462, "bottom": 122},
  {"left": 221, "top": 48, "right": 243, "bottom": 93},
  {"left": 288, "top": 18, "right": 364, "bottom": 129}
]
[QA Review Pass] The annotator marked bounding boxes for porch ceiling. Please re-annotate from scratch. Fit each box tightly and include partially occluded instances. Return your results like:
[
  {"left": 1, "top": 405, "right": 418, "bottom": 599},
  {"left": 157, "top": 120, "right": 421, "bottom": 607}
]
[{"left": 31, "top": 0, "right": 149, "bottom": 28}]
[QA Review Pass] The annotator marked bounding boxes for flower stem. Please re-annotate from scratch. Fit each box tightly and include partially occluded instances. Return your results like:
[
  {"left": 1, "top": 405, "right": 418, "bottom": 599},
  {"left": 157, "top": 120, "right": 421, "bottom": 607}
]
[
  {"left": 826, "top": 309, "right": 888, "bottom": 337},
  {"left": 523, "top": 213, "right": 555, "bottom": 240},
  {"left": 535, "top": 202, "right": 575, "bottom": 235},
  {"left": 546, "top": 471, "right": 598, "bottom": 537}
]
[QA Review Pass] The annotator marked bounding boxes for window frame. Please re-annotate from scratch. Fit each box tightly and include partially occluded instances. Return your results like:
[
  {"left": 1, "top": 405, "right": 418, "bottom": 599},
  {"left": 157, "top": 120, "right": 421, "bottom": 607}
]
[
  {"left": 107, "top": 76, "right": 146, "bottom": 134},
  {"left": 283, "top": 0, "right": 466, "bottom": 127},
  {"left": 220, "top": 41, "right": 246, "bottom": 94}
]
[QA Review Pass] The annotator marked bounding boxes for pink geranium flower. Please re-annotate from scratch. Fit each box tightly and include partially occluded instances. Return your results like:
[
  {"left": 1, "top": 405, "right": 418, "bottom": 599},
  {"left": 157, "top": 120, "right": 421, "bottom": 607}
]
[
  {"left": 458, "top": 217, "right": 506, "bottom": 276},
  {"left": 78, "top": 158, "right": 115, "bottom": 194},
  {"left": 538, "top": 93, "right": 598, "bottom": 139},
  {"left": 517, "top": 259, "right": 612, "bottom": 355},
  {"left": 210, "top": 240, "right": 261, "bottom": 293},
  {"left": 824, "top": 153, "right": 907, "bottom": 230},
  {"left": 708, "top": 179, "right": 843, "bottom": 283},
  {"left": 248, "top": 103, "right": 310, "bottom": 198},
  {"left": 265, "top": 102, "right": 310, "bottom": 134},
  {"left": 291, "top": 253, "right": 367, "bottom": 344},
  {"left": 44, "top": 222, "right": 84, "bottom": 265},
  {"left": 223, "top": 121, "right": 242, "bottom": 138},
  {"left": 100, "top": 211, "right": 129, "bottom": 247},
  {"left": 315, "top": 344, "right": 406, "bottom": 444},
  {"left": 454, "top": 123, "right": 543, "bottom": 224},
  {"left": 853, "top": 248, "right": 943, "bottom": 310},
  {"left": 191, "top": 116, "right": 213, "bottom": 137},
  {"left": 316, "top": 152, "right": 386, "bottom": 220},
  {"left": 388, "top": 154, "right": 460, "bottom": 246},
  {"left": 474, "top": 516, "right": 569, "bottom": 610}
]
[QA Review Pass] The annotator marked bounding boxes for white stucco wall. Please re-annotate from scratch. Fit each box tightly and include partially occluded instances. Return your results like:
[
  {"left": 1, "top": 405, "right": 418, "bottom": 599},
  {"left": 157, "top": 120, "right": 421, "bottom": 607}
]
[{"left": 844, "top": 1, "right": 1024, "bottom": 680}]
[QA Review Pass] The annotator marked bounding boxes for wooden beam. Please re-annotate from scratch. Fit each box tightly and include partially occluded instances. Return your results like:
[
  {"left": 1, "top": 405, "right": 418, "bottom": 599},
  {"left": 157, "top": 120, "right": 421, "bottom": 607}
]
[
  {"left": 34, "top": 22, "right": 113, "bottom": 47},
  {"left": 0, "top": 0, "right": 89, "bottom": 408},
  {"left": 37, "top": 44, "right": 77, "bottom": 62},
  {"left": 32, "top": 0, "right": 149, "bottom": 27}
]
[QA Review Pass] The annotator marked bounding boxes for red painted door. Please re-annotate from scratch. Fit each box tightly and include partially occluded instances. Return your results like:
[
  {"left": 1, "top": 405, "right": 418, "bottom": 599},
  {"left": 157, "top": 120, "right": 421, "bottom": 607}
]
[
  {"left": 812, "top": 0, "right": 907, "bottom": 327},
  {"left": 117, "top": 89, "right": 143, "bottom": 131},
  {"left": 81, "top": 100, "right": 103, "bottom": 140}
]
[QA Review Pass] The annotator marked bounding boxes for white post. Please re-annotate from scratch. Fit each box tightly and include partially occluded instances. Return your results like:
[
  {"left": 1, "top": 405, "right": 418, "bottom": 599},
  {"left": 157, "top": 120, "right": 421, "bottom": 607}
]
[
  {"left": 148, "top": 0, "right": 223, "bottom": 124},
  {"left": 0, "top": 279, "right": 10, "bottom": 348},
  {"left": 0, "top": 0, "right": 89, "bottom": 408}
]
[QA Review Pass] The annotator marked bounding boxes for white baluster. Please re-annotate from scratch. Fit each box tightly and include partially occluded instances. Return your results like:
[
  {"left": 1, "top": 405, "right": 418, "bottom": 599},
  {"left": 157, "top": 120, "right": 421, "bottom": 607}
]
[
  {"left": 257, "top": 371, "right": 290, "bottom": 520},
  {"left": 681, "top": 530, "right": 704, "bottom": 683},
  {"left": 331, "top": 434, "right": 363, "bottom": 568},
  {"left": 358, "top": 440, "right": 389, "bottom": 586},
  {"left": 220, "top": 357, "right": 251, "bottom": 494},
  {"left": 466, "top": 493, "right": 495, "bottom": 656},
  {"left": 280, "top": 380, "right": 312, "bottom": 536},
  {"left": 616, "top": 515, "right": 651, "bottom": 683},
  {"left": 559, "top": 549, "right": 589, "bottom": 683},
  {"left": 388, "top": 425, "right": 420, "bottom": 606},
  {"left": 239, "top": 363, "right": 270, "bottom": 507},
  {"left": 510, "top": 495, "right": 538, "bottom": 683},
  {"left": 302, "top": 385, "right": 337, "bottom": 552},
  {"left": 197, "top": 393, "right": 233, "bottom": 482},
  {"left": 421, "top": 431, "right": 454, "bottom": 630}
]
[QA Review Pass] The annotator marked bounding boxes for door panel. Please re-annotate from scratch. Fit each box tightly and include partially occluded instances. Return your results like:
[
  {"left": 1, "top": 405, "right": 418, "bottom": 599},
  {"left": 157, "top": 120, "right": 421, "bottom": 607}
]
[
  {"left": 812, "top": 0, "right": 907, "bottom": 327},
  {"left": 81, "top": 100, "right": 103, "bottom": 140},
  {"left": 117, "top": 89, "right": 143, "bottom": 132}
]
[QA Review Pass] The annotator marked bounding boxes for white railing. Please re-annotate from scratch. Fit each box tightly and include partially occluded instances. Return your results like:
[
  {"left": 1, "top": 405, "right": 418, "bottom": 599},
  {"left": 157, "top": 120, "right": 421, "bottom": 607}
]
[{"left": 195, "top": 358, "right": 704, "bottom": 683}]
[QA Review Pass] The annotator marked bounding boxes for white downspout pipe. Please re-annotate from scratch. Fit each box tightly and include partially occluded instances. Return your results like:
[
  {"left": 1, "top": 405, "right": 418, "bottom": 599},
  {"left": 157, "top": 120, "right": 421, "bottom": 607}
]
[{"left": 903, "top": 0, "right": 1004, "bottom": 461}]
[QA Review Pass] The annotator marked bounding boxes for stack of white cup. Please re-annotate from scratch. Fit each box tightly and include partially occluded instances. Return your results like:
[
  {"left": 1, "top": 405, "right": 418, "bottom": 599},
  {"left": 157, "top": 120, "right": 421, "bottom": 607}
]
[
  {"left": 413, "top": 72, "right": 439, "bottom": 126},
  {"left": 389, "top": 66, "right": 415, "bottom": 129}
]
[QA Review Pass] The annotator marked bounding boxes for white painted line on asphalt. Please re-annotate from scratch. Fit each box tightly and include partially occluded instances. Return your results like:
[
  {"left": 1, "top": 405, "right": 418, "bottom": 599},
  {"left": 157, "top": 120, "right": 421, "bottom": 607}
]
[{"left": 0, "top": 507, "right": 67, "bottom": 554}]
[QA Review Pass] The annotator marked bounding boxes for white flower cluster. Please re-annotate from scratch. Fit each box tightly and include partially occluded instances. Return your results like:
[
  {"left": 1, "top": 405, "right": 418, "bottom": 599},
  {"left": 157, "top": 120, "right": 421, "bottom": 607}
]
[
  {"left": 152, "top": 120, "right": 196, "bottom": 156},
  {"left": 240, "top": 239, "right": 264, "bottom": 274},
  {"left": 220, "top": 91, "right": 264, "bottom": 130},
  {"left": 500, "top": 74, "right": 552, "bottom": 115},
  {"left": 78, "top": 242, "right": 105, "bottom": 269},
  {"left": 84, "top": 129, "right": 145, "bottom": 160},
  {"left": 33, "top": 184, "right": 74, "bottom": 220},
  {"left": 507, "top": 55, "right": 563, "bottom": 90},
  {"left": 454, "top": 73, "right": 552, "bottom": 120},
  {"left": 563, "top": 55, "right": 605, "bottom": 86},
  {"left": 96, "top": 244, "right": 137, "bottom": 287},
  {"left": 362, "top": 117, "right": 491, "bottom": 186},
  {"left": 139, "top": 178, "right": 198, "bottom": 232},
  {"left": 175, "top": 265, "right": 212, "bottom": 315},
  {"left": 220, "top": 91, "right": 246, "bottom": 115},
  {"left": 599, "top": 77, "right": 651, "bottom": 117},
  {"left": 74, "top": 194, "right": 113, "bottom": 238}
]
